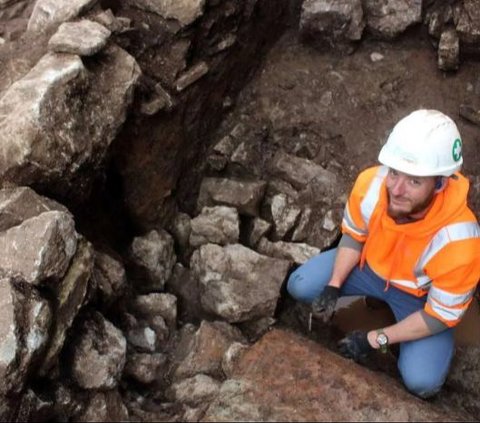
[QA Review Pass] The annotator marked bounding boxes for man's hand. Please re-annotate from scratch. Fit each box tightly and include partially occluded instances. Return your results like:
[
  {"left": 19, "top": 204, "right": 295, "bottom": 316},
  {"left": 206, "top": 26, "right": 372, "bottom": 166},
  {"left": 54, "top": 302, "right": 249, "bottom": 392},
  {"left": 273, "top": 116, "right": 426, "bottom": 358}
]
[
  {"left": 311, "top": 286, "right": 340, "bottom": 322},
  {"left": 337, "top": 330, "right": 374, "bottom": 362}
]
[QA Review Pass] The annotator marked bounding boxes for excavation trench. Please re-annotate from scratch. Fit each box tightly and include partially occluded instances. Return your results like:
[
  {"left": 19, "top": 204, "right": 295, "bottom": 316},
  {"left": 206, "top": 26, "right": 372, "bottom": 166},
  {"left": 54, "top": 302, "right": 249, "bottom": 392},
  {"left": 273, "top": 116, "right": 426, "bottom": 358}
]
[{"left": 1, "top": 0, "right": 480, "bottom": 421}]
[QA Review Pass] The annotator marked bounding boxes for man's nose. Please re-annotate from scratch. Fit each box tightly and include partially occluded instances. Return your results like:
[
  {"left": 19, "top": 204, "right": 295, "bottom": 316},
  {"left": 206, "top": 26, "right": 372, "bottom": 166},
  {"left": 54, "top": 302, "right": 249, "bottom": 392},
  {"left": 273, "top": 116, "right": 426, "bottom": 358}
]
[{"left": 390, "top": 178, "right": 406, "bottom": 196}]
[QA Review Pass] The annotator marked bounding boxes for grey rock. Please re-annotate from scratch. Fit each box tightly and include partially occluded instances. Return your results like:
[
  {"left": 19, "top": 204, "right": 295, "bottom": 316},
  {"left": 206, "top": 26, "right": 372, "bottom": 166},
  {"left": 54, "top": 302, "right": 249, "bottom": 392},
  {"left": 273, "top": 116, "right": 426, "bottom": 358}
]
[
  {"left": 127, "top": 325, "right": 158, "bottom": 353},
  {"left": 169, "top": 212, "right": 192, "bottom": 252},
  {"left": 129, "top": 229, "right": 177, "bottom": 292},
  {"left": 131, "top": 293, "right": 177, "bottom": 331},
  {"left": 0, "top": 211, "right": 77, "bottom": 285},
  {"left": 140, "top": 83, "right": 174, "bottom": 115},
  {"left": 190, "top": 206, "right": 240, "bottom": 248},
  {"left": 363, "top": 0, "right": 422, "bottom": 39},
  {"left": 39, "top": 237, "right": 93, "bottom": 376},
  {"left": 292, "top": 206, "right": 312, "bottom": 242},
  {"left": 0, "top": 47, "right": 141, "bottom": 198},
  {"left": 197, "top": 177, "right": 267, "bottom": 217},
  {"left": 245, "top": 217, "right": 271, "bottom": 248},
  {"left": 0, "top": 277, "right": 52, "bottom": 396},
  {"left": 167, "top": 374, "right": 221, "bottom": 407},
  {"left": 93, "top": 9, "right": 130, "bottom": 33},
  {"left": 175, "top": 61, "right": 209, "bottom": 91},
  {"left": 71, "top": 312, "right": 127, "bottom": 390},
  {"left": 269, "top": 150, "right": 337, "bottom": 191},
  {"left": 270, "top": 194, "right": 301, "bottom": 240},
  {"left": 129, "top": 0, "right": 206, "bottom": 27},
  {"left": 173, "top": 320, "right": 245, "bottom": 380},
  {"left": 27, "top": 0, "right": 98, "bottom": 33},
  {"left": 75, "top": 390, "right": 129, "bottom": 422},
  {"left": 222, "top": 342, "right": 249, "bottom": 378},
  {"left": 257, "top": 238, "right": 320, "bottom": 265},
  {"left": 92, "top": 250, "right": 127, "bottom": 308},
  {"left": 0, "top": 186, "right": 67, "bottom": 232},
  {"left": 190, "top": 243, "right": 290, "bottom": 322},
  {"left": 454, "top": 0, "right": 480, "bottom": 55},
  {"left": 124, "top": 352, "right": 167, "bottom": 385},
  {"left": 300, "top": 0, "right": 364, "bottom": 52},
  {"left": 48, "top": 20, "right": 111, "bottom": 56},
  {"left": 438, "top": 28, "right": 459, "bottom": 71}
]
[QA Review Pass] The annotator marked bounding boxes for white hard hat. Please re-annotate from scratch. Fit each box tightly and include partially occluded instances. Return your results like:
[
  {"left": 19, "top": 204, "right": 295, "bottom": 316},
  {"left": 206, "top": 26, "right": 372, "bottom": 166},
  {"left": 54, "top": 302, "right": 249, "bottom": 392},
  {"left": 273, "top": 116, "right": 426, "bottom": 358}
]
[{"left": 378, "top": 109, "right": 463, "bottom": 177}]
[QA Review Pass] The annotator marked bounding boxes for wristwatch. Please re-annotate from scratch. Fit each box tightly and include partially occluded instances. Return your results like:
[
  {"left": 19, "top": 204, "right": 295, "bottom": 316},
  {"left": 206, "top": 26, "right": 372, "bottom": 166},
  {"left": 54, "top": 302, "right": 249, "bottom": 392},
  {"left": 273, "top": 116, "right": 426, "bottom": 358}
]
[{"left": 375, "top": 329, "right": 389, "bottom": 354}]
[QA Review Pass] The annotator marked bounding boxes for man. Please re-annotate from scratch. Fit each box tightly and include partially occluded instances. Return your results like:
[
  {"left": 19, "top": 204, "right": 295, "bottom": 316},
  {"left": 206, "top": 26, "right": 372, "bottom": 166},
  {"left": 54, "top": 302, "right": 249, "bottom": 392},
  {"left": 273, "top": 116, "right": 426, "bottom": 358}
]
[{"left": 287, "top": 109, "right": 480, "bottom": 399}]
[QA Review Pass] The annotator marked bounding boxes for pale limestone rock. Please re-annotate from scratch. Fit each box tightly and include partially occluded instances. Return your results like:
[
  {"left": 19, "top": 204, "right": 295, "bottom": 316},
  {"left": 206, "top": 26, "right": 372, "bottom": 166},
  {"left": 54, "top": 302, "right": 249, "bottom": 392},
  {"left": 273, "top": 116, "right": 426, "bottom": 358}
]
[
  {"left": 129, "top": 0, "right": 205, "bottom": 27},
  {"left": 48, "top": 20, "right": 111, "bottom": 56},
  {"left": 190, "top": 206, "right": 240, "bottom": 248},
  {"left": 191, "top": 244, "right": 290, "bottom": 322},
  {"left": 0, "top": 211, "right": 77, "bottom": 285},
  {"left": 27, "top": 0, "right": 98, "bottom": 33},
  {"left": 197, "top": 178, "right": 266, "bottom": 217},
  {"left": 71, "top": 312, "right": 126, "bottom": 390},
  {"left": 129, "top": 229, "right": 176, "bottom": 292},
  {"left": 300, "top": 0, "right": 365, "bottom": 52},
  {"left": 124, "top": 353, "right": 167, "bottom": 385},
  {"left": 270, "top": 150, "right": 337, "bottom": 191},
  {"left": 175, "top": 61, "right": 209, "bottom": 91},
  {"left": 257, "top": 238, "right": 320, "bottom": 265},
  {"left": 0, "top": 186, "right": 67, "bottom": 232},
  {"left": 167, "top": 374, "right": 221, "bottom": 407},
  {"left": 438, "top": 28, "right": 460, "bottom": 71},
  {"left": 131, "top": 293, "right": 177, "bottom": 331},
  {"left": 270, "top": 193, "right": 301, "bottom": 240},
  {"left": 173, "top": 321, "right": 245, "bottom": 380},
  {"left": 39, "top": 238, "right": 93, "bottom": 375},
  {"left": 363, "top": 0, "right": 422, "bottom": 39}
]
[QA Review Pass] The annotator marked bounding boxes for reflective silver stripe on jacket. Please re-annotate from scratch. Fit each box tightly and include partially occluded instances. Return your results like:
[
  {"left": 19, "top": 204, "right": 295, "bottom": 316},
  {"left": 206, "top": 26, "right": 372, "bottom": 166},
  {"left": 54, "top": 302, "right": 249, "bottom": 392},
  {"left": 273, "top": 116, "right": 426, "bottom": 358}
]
[
  {"left": 414, "top": 221, "right": 480, "bottom": 282},
  {"left": 342, "top": 202, "right": 368, "bottom": 236},
  {"left": 427, "top": 298, "right": 466, "bottom": 321},
  {"left": 428, "top": 286, "right": 475, "bottom": 307},
  {"left": 360, "top": 166, "right": 388, "bottom": 227},
  {"left": 416, "top": 221, "right": 480, "bottom": 272}
]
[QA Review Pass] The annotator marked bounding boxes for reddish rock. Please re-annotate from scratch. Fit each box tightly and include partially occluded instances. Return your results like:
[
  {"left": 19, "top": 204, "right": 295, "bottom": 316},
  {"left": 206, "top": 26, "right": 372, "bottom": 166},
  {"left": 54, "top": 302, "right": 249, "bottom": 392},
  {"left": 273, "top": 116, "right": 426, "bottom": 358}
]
[{"left": 203, "top": 329, "right": 470, "bottom": 421}]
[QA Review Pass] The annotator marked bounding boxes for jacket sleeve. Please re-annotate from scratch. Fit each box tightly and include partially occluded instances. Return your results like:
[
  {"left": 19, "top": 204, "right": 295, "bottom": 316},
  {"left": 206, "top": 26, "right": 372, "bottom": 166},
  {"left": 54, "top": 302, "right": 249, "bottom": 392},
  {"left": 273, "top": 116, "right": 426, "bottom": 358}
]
[
  {"left": 341, "top": 166, "right": 379, "bottom": 243},
  {"left": 424, "top": 238, "right": 480, "bottom": 327}
]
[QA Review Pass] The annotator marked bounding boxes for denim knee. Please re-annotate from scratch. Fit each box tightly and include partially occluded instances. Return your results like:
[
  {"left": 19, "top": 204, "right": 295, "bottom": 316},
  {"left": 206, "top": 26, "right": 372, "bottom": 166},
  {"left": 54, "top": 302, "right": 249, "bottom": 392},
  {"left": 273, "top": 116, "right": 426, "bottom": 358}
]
[
  {"left": 400, "top": 368, "right": 445, "bottom": 399},
  {"left": 287, "top": 270, "right": 314, "bottom": 303}
]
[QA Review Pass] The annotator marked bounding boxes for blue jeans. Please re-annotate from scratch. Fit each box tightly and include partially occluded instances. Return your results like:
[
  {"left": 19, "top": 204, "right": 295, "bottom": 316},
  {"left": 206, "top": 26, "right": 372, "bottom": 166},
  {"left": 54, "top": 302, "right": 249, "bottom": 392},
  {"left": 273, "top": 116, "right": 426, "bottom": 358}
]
[{"left": 287, "top": 248, "right": 455, "bottom": 398}]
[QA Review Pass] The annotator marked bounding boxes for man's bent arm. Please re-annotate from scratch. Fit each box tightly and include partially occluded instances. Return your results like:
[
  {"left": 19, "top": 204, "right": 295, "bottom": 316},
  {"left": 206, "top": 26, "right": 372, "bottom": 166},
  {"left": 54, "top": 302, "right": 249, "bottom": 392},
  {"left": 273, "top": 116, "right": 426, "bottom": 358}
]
[
  {"left": 328, "top": 234, "right": 362, "bottom": 289},
  {"left": 367, "top": 310, "right": 447, "bottom": 347}
]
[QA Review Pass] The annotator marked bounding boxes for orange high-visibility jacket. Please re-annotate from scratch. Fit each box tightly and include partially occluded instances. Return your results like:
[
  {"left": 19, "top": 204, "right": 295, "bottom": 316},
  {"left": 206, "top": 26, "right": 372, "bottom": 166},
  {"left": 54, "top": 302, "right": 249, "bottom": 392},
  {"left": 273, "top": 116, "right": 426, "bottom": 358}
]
[{"left": 342, "top": 165, "right": 480, "bottom": 327}]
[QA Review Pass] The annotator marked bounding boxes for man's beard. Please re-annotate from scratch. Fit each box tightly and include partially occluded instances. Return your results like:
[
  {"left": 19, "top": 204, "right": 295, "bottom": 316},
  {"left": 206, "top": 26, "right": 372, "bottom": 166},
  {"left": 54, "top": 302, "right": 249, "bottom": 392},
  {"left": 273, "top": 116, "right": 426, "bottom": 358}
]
[{"left": 387, "top": 190, "right": 436, "bottom": 220}]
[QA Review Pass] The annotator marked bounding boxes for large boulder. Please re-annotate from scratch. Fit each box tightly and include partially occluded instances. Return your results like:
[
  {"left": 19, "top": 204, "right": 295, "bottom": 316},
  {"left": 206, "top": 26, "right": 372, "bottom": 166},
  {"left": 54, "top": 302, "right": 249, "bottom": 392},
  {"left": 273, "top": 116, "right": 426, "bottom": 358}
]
[
  {"left": 203, "top": 329, "right": 472, "bottom": 421},
  {"left": 190, "top": 243, "right": 291, "bottom": 323},
  {"left": 0, "top": 45, "right": 140, "bottom": 200},
  {"left": 454, "top": 0, "right": 480, "bottom": 55}
]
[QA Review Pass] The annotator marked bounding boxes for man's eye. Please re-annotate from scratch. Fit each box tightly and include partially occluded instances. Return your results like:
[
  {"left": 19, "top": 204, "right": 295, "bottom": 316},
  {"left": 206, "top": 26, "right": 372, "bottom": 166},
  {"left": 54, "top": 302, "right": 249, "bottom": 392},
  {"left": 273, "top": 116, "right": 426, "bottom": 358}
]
[{"left": 410, "top": 179, "right": 421, "bottom": 186}]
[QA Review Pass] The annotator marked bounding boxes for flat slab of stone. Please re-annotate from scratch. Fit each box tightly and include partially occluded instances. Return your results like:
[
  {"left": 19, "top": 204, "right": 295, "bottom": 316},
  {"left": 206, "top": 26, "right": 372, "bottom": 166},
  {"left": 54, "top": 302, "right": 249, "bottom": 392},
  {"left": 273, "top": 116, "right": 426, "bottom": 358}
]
[
  {"left": 27, "top": 0, "right": 97, "bottom": 33},
  {"left": 203, "top": 329, "right": 470, "bottom": 421},
  {"left": 48, "top": 20, "right": 111, "bottom": 56},
  {"left": 130, "top": 0, "right": 206, "bottom": 27}
]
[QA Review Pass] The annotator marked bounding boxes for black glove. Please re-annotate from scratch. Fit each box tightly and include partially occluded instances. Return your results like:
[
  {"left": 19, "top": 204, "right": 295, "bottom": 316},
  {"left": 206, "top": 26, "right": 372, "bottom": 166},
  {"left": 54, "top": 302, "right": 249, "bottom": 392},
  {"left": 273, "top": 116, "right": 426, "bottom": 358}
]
[
  {"left": 311, "top": 286, "right": 340, "bottom": 322},
  {"left": 337, "top": 330, "right": 374, "bottom": 362}
]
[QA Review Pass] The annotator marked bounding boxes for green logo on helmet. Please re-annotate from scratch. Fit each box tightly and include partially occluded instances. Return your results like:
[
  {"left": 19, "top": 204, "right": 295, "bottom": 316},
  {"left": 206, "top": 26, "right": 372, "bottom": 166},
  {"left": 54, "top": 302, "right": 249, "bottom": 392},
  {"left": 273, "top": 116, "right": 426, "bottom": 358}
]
[{"left": 452, "top": 138, "right": 462, "bottom": 162}]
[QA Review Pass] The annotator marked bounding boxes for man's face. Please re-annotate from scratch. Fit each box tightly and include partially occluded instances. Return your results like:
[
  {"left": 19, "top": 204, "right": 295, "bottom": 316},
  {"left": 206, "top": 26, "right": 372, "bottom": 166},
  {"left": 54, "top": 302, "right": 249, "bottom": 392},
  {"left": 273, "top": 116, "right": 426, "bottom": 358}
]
[{"left": 385, "top": 168, "right": 438, "bottom": 219}]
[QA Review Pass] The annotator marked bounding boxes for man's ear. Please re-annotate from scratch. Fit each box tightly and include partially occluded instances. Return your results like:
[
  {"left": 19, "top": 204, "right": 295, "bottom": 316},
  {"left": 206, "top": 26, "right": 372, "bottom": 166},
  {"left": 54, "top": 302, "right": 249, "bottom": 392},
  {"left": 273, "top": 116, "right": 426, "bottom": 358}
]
[{"left": 434, "top": 177, "right": 447, "bottom": 193}]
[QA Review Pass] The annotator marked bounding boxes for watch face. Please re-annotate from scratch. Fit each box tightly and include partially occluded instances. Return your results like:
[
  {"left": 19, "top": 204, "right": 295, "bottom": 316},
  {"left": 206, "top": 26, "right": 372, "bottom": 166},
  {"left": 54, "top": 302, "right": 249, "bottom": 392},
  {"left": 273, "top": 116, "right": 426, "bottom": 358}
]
[{"left": 377, "top": 333, "right": 388, "bottom": 346}]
